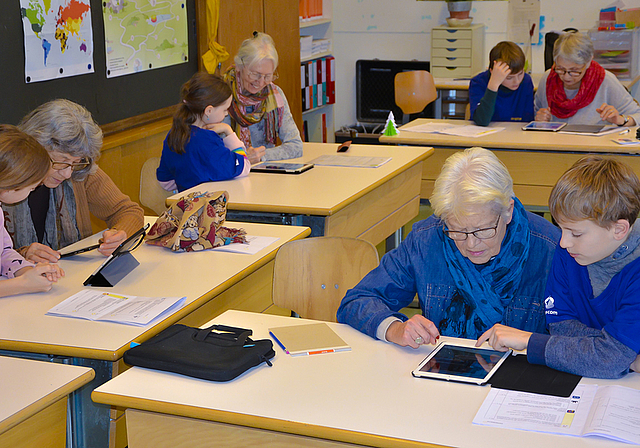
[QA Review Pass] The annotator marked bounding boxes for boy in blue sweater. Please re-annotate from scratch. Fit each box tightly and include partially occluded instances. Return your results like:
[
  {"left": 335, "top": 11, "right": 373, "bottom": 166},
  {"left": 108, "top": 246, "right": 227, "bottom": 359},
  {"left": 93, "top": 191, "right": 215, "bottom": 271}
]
[
  {"left": 477, "top": 156, "right": 640, "bottom": 378},
  {"left": 469, "top": 41, "right": 534, "bottom": 126}
]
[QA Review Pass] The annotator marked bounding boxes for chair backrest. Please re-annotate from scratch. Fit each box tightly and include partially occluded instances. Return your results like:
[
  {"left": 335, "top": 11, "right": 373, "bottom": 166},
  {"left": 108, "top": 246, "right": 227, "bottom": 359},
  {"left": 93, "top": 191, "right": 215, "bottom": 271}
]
[
  {"left": 140, "top": 157, "right": 171, "bottom": 215},
  {"left": 272, "top": 237, "right": 379, "bottom": 322},
  {"left": 394, "top": 70, "right": 438, "bottom": 116}
]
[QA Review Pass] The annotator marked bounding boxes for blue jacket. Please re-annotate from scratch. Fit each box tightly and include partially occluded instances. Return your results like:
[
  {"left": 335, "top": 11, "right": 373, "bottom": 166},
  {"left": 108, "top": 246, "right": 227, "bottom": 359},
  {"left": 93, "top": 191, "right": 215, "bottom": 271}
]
[
  {"left": 527, "top": 246, "right": 640, "bottom": 378},
  {"left": 469, "top": 70, "right": 534, "bottom": 126},
  {"left": 157, "top": 126, "right": 246, "bottom": 192},
  {"left": 337, "top": 212, "right": 560, "bottom": 339}
]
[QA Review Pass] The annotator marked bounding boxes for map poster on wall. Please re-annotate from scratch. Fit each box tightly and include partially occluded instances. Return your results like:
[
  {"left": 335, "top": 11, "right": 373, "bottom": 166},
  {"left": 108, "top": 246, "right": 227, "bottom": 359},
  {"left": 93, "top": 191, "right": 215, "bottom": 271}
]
[
  {"left": 102, "top": 0, "right": 189, "bottom": 78},
  {"left": 20, "top": 0, "right": 95, "bottom": 83}
]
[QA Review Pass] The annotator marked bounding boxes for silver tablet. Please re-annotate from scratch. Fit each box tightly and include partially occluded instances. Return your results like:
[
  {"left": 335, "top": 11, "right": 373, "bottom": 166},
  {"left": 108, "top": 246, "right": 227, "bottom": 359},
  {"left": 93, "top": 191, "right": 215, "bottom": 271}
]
[
  {"left": 250, "top": 162, "right": 314, "bottom": 174},
  {"left": 412, "top": 342, "right": 512, "bottom": 385},
  {"left": 521, "top": 121, "right": 567, "bottom": 131}
]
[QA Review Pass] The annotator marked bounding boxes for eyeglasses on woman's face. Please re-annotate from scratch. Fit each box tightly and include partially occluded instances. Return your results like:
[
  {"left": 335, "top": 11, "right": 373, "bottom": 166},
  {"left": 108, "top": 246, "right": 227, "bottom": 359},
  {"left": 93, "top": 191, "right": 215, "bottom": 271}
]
[
  {"left": 50, "top": 158, "right": 91, "bottom": 172},
  {"left": 553, "top": 67, "right": 584, "bottom": 78},
  {"left": 443, "top": 215, "right": 501, "bottom": 241},
  {"left": 245, "top": 70, "right": 278, "bottom": 82}
]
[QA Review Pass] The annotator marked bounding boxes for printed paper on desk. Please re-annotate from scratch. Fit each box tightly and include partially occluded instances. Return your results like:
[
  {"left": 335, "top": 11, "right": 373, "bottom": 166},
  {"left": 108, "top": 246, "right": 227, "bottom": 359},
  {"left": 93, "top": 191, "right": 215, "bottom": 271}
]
[
  {"left": 473, "top": 384, "right": 640, "bottom": 444},
  {"left": 211, "top": 236, "right": 280, "bottom": 255},
  {"left": 308, "top": 154, "right": 391, "bottom": 168},
  {"left": 46, "top": 289, "right": 186, "bottom": 326},
  {"left": 403, "top": 122, "right": 505, "bottom": 138}
]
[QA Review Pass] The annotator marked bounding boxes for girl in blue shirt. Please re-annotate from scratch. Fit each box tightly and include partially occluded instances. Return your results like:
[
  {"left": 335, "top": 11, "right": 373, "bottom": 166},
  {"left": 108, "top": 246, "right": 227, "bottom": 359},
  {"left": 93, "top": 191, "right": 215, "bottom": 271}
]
[{"left": 157, "top": 72, "right": 250, "bottom": 192}]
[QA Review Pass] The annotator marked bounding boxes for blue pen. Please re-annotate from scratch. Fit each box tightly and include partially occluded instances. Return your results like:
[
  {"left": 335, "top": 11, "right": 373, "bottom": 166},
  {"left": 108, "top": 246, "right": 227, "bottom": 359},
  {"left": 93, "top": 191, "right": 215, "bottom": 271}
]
[{"left": 269, "top": 331, "right": 289, "bottom": 354}]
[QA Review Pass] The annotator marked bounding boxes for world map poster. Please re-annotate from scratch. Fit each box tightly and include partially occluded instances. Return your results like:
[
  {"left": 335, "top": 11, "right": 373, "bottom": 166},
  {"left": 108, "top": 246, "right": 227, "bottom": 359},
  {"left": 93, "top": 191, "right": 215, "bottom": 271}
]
[
  {"left": 103, "top": 0, "right": 189, "bottom": 78},
  {"left": 20, "top": 0, "right": 94, "bottom": 83}
]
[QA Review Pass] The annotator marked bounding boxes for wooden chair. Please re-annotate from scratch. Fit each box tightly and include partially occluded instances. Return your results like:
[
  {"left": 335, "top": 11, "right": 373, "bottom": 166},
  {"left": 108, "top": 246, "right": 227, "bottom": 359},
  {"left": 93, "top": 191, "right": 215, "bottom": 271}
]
[
  {"left": 139, "top": 157, "right": 171, "bottom": 215},
  {"left": 272, "top": 237, "right": 379, "bottom": 322},
  {"left": 394, "top": 70, "right": 438, "bottom": 124}
]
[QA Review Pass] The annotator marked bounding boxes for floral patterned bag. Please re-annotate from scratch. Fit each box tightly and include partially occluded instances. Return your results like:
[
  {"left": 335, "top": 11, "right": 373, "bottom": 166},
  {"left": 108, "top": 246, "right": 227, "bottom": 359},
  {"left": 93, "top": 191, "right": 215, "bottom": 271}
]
[{"left": 145, "top": 191, "right": 247, "bottom": 252}]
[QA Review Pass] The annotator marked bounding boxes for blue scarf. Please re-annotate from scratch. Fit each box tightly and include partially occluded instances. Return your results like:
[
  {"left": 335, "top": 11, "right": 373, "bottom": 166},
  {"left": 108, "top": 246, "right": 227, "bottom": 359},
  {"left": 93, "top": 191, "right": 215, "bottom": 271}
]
[{"left": 440, "top": 198, "right": 530, "bottom": 338}]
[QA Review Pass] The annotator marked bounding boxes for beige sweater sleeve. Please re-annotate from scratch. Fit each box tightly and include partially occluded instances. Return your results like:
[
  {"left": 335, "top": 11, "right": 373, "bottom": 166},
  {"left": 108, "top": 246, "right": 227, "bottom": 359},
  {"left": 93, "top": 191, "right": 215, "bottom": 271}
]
[{"left": 72, "top": 167, "right": 144, "bottom": 239}]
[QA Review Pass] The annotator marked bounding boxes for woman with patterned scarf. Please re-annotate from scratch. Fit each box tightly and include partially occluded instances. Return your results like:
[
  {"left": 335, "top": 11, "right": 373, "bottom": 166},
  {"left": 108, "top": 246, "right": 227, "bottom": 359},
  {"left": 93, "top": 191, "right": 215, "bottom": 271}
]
[
  {"left": 535, "top": 31, "right": 640, "bottom": 126},
  {"left": 337, "top": 148, "right": 560, "bottom": 349},
  {"left": 223, "top": 32, "right": 302, "bottom": 164}
]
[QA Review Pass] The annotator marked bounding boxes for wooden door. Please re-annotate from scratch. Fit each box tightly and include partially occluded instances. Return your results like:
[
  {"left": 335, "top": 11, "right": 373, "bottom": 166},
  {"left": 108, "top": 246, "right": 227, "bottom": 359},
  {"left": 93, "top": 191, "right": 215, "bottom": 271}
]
[{"left": 264, "top": 0, "right": 303, "bottom": 132}]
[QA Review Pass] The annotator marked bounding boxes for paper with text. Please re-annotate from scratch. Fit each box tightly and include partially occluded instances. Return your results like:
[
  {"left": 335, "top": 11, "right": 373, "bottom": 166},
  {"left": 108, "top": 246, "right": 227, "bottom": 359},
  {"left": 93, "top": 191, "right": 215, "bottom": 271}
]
[{"left": 47, "top": 289, "right": 186, "bottom": 326}]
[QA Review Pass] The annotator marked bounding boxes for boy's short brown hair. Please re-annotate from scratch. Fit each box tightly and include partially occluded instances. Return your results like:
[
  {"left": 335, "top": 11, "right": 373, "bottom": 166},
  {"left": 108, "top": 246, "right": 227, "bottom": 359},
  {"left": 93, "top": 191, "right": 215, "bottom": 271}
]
[
  {"left": 489, "top": 41, "right": 525, "bottom": 74},
  {"left": 549, "top": 156, "right": 640, "bottom": 227},
  {"left": 0, "top": 124, "right": 50, "bottom": 191}
]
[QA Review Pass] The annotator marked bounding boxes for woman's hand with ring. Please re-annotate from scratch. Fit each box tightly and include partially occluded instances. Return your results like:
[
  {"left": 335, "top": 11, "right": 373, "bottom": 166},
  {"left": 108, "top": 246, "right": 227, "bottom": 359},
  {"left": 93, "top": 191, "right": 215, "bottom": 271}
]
[{"left": 386, "top": 315, "right": 440, "bottom": 349}]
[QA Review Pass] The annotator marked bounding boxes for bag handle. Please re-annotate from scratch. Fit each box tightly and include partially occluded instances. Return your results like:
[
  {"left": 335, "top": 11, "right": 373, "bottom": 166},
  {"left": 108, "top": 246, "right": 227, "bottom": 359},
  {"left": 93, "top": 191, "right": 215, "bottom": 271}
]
[{"left": 195, "top": 324, "right": 252, "bottom": 346}]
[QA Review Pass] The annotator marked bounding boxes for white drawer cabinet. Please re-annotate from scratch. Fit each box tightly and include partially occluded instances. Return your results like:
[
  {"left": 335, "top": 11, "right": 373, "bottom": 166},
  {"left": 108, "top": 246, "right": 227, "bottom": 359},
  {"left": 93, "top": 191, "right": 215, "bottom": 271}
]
[{"left": 430, "top": 24, "right": 485, "bottom": 79}]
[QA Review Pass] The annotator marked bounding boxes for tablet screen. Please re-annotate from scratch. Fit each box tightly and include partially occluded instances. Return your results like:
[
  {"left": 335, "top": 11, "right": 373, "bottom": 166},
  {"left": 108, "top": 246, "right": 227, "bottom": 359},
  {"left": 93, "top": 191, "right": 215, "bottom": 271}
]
[
  {"left": 412, "top": 343, "right": 511, "bottom": 384},
  {"left": 521, "top": 121, "right": 567, "bottom": 131}
]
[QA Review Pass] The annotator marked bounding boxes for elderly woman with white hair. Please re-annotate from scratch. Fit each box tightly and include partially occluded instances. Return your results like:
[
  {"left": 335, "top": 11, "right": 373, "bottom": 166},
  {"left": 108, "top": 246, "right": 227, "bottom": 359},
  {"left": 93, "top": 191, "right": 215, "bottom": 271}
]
[
  {"left": 223, "top": 32, "right": 302, "bottom": 164},
  {"left": 535, "top": 30, "right": 640, "bottom": 126},
  {"left": 337, "top": 148, "right": 560, "bottom": 348},
  {"left": 4, "top": 99, "right": 144, "bottom": 263}
]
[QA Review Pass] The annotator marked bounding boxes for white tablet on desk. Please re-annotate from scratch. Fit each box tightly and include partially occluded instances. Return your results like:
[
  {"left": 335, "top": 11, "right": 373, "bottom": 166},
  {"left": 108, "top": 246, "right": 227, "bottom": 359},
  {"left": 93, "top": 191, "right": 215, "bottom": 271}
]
[
  {"left": 412, "top": 342, "right": 512, "bottom": 385},
  {"left": 251, "top": 162, "right": 314, "bottom": 174},
  {"left": 521, "top": 121, "right": 567, "bottom": 131}
]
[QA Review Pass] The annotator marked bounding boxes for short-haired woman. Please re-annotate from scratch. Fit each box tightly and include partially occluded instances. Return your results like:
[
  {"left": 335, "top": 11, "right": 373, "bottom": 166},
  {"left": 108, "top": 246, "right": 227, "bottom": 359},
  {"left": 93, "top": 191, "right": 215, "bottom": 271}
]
[
  {"left": 223, "top": 32, "right": 302, "bottom": 164},
  {"left": 4, "top": 99, "right": 144, "bottom": 263},
  {"left": 535, "top": 31, "right": 640, "bottom": 126},
  {"left": 337, "top": 148, "right": 560, "bottom": 348}
]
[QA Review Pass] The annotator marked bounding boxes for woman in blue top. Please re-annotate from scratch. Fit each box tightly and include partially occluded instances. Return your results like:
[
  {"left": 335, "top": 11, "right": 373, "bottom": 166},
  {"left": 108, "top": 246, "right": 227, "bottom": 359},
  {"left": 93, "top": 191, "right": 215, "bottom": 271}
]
[
  {"left": 337, "top": 148, "right": 560, "bottom": 348},
  {"left": 469, "top": 41, "right": 534, "bottom": 126},
  {"left": 157, "top": 72, "right": 250, "bottom": 192}
]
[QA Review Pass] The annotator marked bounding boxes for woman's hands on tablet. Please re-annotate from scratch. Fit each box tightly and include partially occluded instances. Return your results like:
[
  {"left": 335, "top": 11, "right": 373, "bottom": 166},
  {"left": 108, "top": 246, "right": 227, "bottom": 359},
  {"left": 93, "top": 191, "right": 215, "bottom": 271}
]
[
  {"left": 386, "top": 315, "right": 440, "bottom": 349},
  {"left": 476, "top": 323, "right": 532, "bottom": 351},
  {"left": 98, "top": 229, "right": 127, "bottom": 256},
  {"left": 535, "top": 108, "right": 552, "bottom": 122}
]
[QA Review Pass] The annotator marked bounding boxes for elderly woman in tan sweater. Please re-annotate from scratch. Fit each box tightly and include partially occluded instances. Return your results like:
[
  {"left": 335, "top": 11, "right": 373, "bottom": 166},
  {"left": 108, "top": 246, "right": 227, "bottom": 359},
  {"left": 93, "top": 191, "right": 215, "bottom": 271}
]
[{"left": 4, "top": 99, "right": 143, "bottom": 263}]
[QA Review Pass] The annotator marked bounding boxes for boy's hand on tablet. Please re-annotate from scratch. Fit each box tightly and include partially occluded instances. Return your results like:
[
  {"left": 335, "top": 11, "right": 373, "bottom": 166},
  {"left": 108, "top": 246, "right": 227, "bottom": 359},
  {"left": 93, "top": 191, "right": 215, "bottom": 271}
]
[
  {"left": 21, "top": 242, "right": 61, "bottom": 263},
  {"left": 487, "top": 61, "right": 511, "bottom": 92},
  {"left": 386, "top": 315, "right": 440, "bottom": 349},
  {"left": 476, "top": 324, "right": 531, "bottom": 352},
  {"left": 536, "top": 108, "right": 552, "bottom": 122}
]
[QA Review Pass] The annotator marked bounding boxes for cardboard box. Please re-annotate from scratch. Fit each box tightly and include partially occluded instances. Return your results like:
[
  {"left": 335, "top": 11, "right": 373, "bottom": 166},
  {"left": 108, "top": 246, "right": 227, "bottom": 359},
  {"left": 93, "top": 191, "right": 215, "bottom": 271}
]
[{"left": 616, "top": 8, "right": 640, "bottom": 27}]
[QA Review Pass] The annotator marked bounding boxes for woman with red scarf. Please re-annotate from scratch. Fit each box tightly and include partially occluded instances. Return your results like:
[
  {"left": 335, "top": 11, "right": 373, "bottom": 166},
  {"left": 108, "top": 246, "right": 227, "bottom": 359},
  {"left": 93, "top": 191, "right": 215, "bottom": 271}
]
[
  {"left": 223, "top": 32, "right": 303, "bottom": 164},
  {"left": 535, "top": 31, "right": 640, "bottom": 126}
]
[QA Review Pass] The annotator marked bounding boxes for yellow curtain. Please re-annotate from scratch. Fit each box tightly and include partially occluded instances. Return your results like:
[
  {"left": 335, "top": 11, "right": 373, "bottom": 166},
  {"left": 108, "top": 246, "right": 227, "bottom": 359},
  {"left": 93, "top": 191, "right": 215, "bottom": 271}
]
[{"left": 201, "top": 0, "right": 230, "bottom": 73}]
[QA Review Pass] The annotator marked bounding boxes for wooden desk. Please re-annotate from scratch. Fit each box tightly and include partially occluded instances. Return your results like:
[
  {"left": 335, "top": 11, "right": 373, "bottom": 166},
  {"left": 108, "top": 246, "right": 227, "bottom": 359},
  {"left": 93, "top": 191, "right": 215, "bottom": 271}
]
[
  {"left": 168, "top": 143, "right": 433, "bottom": 248},
  {"left": 92, "top": 310, "right": 640, "bottom": 448},
  {"left": 0, "top": 356, "right": 94, "bottom": 448},
  {"left": 380, "top": 119, "right": 640, "bottom": 209},
  {"left": 0, "top": 221, "right": 309, "bottom": 448}
]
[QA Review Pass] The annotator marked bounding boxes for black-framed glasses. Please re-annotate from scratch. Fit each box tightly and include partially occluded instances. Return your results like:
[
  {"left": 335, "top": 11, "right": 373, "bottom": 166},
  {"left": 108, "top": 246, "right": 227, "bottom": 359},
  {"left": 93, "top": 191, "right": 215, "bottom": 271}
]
[
  {"left": 246, "top": 70, "right": 278, "bottom": 82},
  {"left": 443, "top": 216, "right": 501, "bottom": 241},
  {"left": 50, "top": 158, "right": 91, "bottom": 172},
  {"left": 553, "top": 66, "right": 585, "bottom": 77}
]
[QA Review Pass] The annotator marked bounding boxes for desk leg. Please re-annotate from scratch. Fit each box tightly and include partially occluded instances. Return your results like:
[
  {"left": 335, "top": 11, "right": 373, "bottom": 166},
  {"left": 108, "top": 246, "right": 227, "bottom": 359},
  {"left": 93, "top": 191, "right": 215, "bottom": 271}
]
[
  {"left": 0, "top": 350, "right": 112, "bottom": 448},
  {"left": 385, "top": 229, "right": 402, "bottom": 252}
]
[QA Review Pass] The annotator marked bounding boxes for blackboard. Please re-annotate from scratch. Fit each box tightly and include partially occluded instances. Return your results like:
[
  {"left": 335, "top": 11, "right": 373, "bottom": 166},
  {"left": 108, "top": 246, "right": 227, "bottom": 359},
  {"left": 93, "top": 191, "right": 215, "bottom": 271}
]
[{"left": 0, "top": 0, "right": 198, "bottom": 126}]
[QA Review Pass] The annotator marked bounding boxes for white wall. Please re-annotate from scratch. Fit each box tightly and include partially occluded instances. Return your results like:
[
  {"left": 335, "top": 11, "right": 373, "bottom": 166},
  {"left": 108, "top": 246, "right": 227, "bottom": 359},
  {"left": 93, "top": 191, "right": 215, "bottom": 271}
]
[{"left": 332, "top": 0, "right": 640, "bottom": 128}]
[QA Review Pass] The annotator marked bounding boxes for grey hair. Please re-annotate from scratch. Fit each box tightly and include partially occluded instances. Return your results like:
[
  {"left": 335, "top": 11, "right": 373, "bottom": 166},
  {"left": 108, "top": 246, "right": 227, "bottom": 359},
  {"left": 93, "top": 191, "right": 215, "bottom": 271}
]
[
  {"left": 553, "top": 31, "right": 594, "bottom": 66},
  {"left": 18, "top": 99, "right": 102, "bottom": 181},
  {"left": 233, "top": 32, "right": 279, "bottom": 71},
  {"left": 430, "top": 147, "right": 514, "bottom": 222}
]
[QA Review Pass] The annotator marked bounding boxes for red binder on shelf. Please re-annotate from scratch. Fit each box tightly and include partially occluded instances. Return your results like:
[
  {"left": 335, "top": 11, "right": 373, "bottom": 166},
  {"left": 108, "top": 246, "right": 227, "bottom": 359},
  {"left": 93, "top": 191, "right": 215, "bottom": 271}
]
[{"left": 326, "top": 56, "right": 335, "bottom": 104}]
